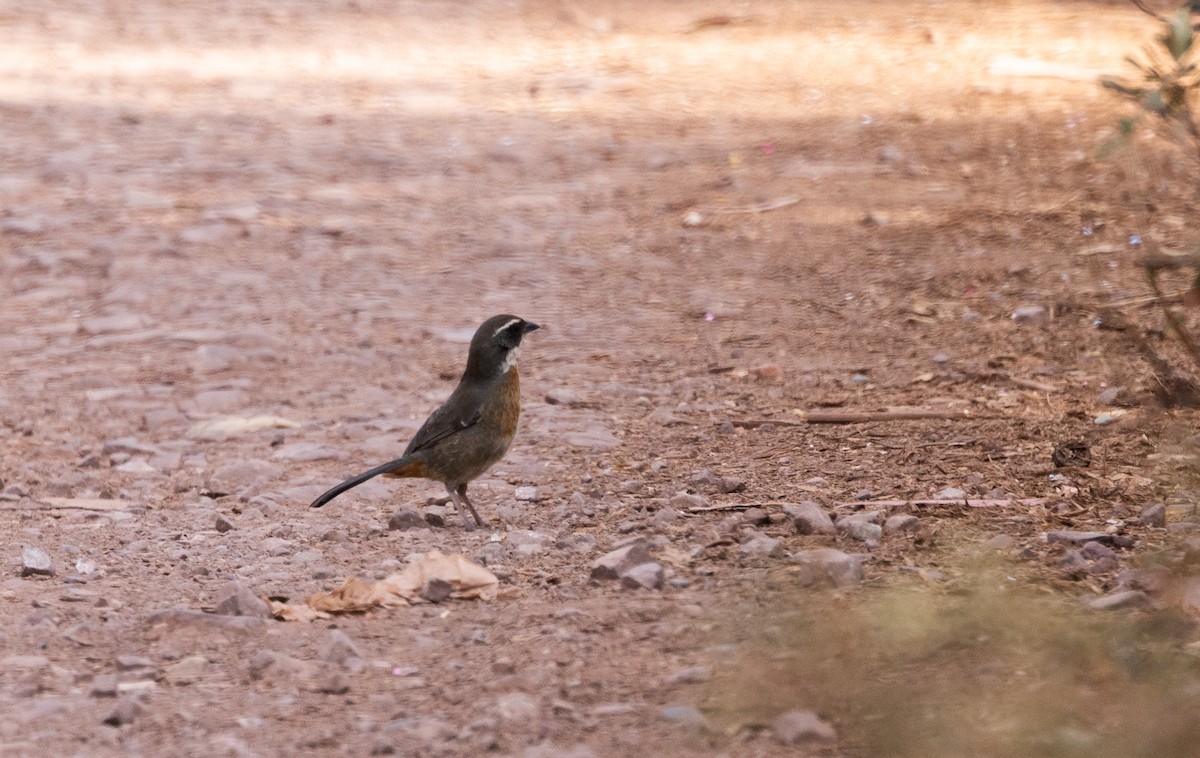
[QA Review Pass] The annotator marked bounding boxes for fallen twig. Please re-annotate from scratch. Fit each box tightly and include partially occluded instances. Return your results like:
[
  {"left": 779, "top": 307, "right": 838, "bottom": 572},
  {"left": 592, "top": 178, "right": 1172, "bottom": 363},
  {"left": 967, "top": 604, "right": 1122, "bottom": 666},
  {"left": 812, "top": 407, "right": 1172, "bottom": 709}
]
[
  {"left": 685, "top": 502, "right": 793, "bottom": 514},
  {"left": 834, "top": 498, "right": 1048, "bottom": 509},
  {"left": 708, "top": 196, "right": 799, "bottom": 215}
]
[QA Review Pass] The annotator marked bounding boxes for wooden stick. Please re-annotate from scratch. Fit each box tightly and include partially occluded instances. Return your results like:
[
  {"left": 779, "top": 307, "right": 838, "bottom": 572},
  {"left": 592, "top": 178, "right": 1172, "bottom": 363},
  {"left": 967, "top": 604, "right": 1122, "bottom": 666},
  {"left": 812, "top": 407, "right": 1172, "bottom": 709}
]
[
  {"left": 834, "top": 498, "right": 1047, "bottom": 509},
  {"left": 801, "top": 409, "right": 979, "bottom": 424},
  {"left": 685, "top": 502, "right": 792, "bottom": 513}
]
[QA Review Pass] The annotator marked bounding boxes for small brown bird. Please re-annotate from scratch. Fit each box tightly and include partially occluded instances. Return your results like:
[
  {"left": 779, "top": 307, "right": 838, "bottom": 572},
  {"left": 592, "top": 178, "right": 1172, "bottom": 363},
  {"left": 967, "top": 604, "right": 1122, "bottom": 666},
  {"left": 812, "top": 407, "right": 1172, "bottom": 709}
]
[{"left": 310, "top": 314, "right": 539, "bottom": 529}]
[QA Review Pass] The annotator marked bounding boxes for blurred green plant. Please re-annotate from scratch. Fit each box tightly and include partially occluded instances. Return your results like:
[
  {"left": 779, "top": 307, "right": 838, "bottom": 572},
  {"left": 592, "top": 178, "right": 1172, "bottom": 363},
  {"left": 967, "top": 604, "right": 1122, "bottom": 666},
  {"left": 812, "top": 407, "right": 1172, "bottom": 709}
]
[
  {"left": 708, "top": 575, "right": 1200, "bottom": 757},
  {"left": 1101, "top": 3, "right": 1200, "bottom": 404}
]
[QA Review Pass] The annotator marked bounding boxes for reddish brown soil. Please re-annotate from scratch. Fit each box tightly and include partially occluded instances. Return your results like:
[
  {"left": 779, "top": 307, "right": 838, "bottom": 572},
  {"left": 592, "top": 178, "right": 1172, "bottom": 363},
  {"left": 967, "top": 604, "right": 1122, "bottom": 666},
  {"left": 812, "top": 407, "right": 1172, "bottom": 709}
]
[{"left": 0, "top": 1, "right": 1195, "bottom": 756}]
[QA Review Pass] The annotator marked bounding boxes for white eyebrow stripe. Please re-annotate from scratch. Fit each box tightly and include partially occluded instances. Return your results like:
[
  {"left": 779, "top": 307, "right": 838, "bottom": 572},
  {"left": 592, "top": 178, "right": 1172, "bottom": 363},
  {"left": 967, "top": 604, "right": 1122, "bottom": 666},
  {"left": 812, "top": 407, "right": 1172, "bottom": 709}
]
[{"left": 492, "top": 318, "right": 522, "bottom": 338}]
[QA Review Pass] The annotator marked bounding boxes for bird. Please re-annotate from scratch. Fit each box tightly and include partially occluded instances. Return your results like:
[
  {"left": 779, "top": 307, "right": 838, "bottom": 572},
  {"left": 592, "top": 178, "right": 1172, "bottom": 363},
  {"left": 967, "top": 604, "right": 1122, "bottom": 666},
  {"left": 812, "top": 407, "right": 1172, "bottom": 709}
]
[{"left": 309, "top": 314, "right": 539, "bottom": 530}]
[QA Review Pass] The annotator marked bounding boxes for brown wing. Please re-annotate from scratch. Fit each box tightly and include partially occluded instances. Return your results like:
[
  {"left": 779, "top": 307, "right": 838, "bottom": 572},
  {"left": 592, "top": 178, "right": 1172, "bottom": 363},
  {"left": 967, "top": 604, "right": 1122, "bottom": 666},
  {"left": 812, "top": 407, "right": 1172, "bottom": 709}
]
[{"left": 403, "top": 384, "right": 485, "bottom": 456}]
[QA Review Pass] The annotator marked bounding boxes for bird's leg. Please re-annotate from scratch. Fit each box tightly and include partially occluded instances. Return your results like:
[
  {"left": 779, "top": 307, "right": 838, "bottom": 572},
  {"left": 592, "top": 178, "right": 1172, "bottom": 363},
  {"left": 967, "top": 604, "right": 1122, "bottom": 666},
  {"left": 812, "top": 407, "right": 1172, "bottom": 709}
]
[
  {"left": 445, "top": 484, "right": 479, "bottom": 531},
  {"left": 457, "top": 483, "right": 484, "bottom": 528}
]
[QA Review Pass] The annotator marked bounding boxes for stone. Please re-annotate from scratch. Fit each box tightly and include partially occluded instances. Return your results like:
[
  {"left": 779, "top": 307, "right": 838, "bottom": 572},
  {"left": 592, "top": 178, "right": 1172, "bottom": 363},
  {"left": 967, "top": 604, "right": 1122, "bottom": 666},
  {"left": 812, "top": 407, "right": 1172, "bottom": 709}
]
[
  {"left": 116, "top": 655, "right": 155, "bottom": 671},
  {"left": 1139, "top": 504, "right": 1166, "bottom": 528},
  {"left": 793, "top": 549, "right": 865, "bottom": 587},
  {"left": 507, "top": 530, "right": 552, "bottom": 549},
  {"left": 21, "top": 547, "right": 54, "bottom": 577},
  {"left": 784, "top": 502, "right": 835, "bottom": 535},
  {"left": 514, "top": 486, "right": 539, "bottom": 502},
  {"left": 884, "top": 514, "right": 919, "bottom": 534},
  {"left": 1011, "top": 305, "right": 1048, "bottom": 325},
  {"left": 272, "top": 443, "right": 345, "bottom": 462},
  {"left": 620, "top": 562, "right": 664, "bottom": 590},
  {"left": 933, "top": 487, "right": 966, "bottom": 500},
  {"left": 192, "top": 344, "right": 244, "bottom": 374},
  {"left": 1046, "top": 531, "right": 1112, "bottom": 546},
  {"left": 91, "top": 673, "right": 119, "bottom": 697},
  {"left": 659, "top": 705, "right": 705, "bottom": 729},
  {"left": 739, "top": 536, "right": 785, "bottom": 559},
  {"left": 312, "top": 670, "right": 351, "bottom": 695},
  {"left": 495, "top": 692, "right": 540, "bottom": 722},
  {"left": 475, "top": 542, "right": 508, "bottom": 566},
  {"left": 838, "top": 519, "right": 882, "bottom": 542},
  {"left": 773, "top": 710, "right": 837, "bottom": 745},
  {"left": 214, "top": 580, "right": 271, "bottom": 618},
  {"left": 261, "top": 537, "right": 292, "bottom": 556},
  {"left": 103, "top": 697, "right": 146, "bottom": 726},
  {"left": 740, "top": 507, "right": 770, "bottom": 526},
  {"left": 421, "top": 578, "right": 454, "bottom": 603},
  {"left": 248, "top": 651, "right": 317, "bottom": 683},
  {"left": 164, "top": 656, "right": 207, "bottom": 685},
  {"left": 1096, "top": 386, "right": 1128, "bottom": 406},
  {"left": 717, "top": 476, "right": 747, "bottom": 494},
  {"left": 388, "top": 508, "right": 427, "bottom": 531},
  {"left": 980, "top": 534, "right": 1015, "bottom": 551},
  {"left": 1080, "top": 541, "right": 1116, "bottom": 561},
  {"left": 666, "top": 666, "right": 712, "bottom": 685},
  {"left": 590, "top": 541, "right": 652, "bottom": 581},
  {"left": 543, "top": 388, "right": 579, "bottom": 406},
  {"left": 215, "top": 514, "right": 235, "bottom": 533},
  {"left": 319, "top": 630, "right": 362, "bottom": 666},
  {"left": 1087, "top": 590, "right": 1148, "bottom": 611},
  {"left": 668, "top": 492, "right": 706, "bottom": 510}
]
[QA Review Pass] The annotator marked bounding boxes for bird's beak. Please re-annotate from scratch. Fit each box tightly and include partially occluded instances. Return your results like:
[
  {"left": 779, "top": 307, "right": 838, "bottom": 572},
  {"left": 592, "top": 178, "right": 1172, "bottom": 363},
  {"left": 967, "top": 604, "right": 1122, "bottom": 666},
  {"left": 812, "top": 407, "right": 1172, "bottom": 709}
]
[{"left": 523, "top": 322, "right": 540, "bottom": 333}]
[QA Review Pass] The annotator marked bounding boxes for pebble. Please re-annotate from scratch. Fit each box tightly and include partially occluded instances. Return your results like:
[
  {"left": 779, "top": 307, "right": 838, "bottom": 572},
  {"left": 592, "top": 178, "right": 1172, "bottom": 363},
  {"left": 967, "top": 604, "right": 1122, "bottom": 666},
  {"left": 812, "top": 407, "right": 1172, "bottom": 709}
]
[
  {"left": 214, "top": 580, "right": 272, "bottom": 618},
  {"left": 659, "top": 705, "right": 705, "bottom": 729},
  {"left": 620, "top": 562, "right": 664, "bottom": 591},
  {"left": 717, "top": 476, "right": 747, "bottom": 494},
  {"left": 320, "top": 630, "right": 362, "bottom": 666},
  {"left": 666, "top": 666, "right": 713, "bottom": 685},
  {"left": 669, "top": 492, "right": 705, "bottom": 510},
  {"left": 103, "top": 697, "right": 146, "bottom": 726},
  {"left": 773, "top": 710, "right": 837, "bottom": 745},
  {"left": 192, "top": 344, "right": 244, "bottom": 374},
  {"left": 1086, "top": 590, "right": 1148, "bottom": 611},
  {"left": 792, "top": 549, "right": 865, "bottom": 587},
  {"left": 272, "top": 443, "right": 345, "bottom": 462},
  {"left": 739, "top": 536, "right": 785, "bottom": 559},
  {"left": 1080, "top": 541, "right": 1116, "bottom": 561},
  {"left": 514, "top": 486, "right": 540, "bottom": 502},
  {"left": 21, "top": 546, "right": 54, "bottom": 577},
  {"left": 884, "top": 514, "right": 919, "bottom": 535},
  {"left": 1046, "top": 530, "right": 1112, "bottom": 546},
  {"left": 1139, "top": 504, "right": 1166, "bottom": 528},
  {"left": 933, "top": 487, "right": 966, "bottom": 500},
  {"left": 740, "top": 507, "right": 770, "bottom": 526},
  {"left": 837, "top": 519, "right": 882, "bottom": 542},
  {"left": 495, "top": 692, "right": 540, "bottom": 722},
  {"left": 543, "top": 388, "right": 580, "bottom": 406},
  {"left": 784, "top": 502, "right": 835, "bottom": 535},
  {"left": 164, "top": 656, "right": 207, "bottom": 685},
  {"left": 215, "top": 514, "right": 235, "bottom": 533},
  {"left": 116, "top": 655, "right": 155, "bottom": 671},
  {"left": 475, "top": 543, "right": 508, "bottom": 566},
  {"left": 1011, "top": 304, "right": 1049, "bottom": 325},
  {"left": 590, "top": 541, "right": 652, "bottom": 581},
  {"left": 507, "top": 530, "right": 553, "bottom": 549},
  {"left": 1096, "top": 386, "right": 1128, "bottom": 406},
  {"left": 388, "top": 508, "right": 427, "bottom": 531},
  {"left": 260, "top": 537, "right": 293, "bottom": 556},
  {"left": 91, "top": 673, "right": 119, "bottom": 697}
]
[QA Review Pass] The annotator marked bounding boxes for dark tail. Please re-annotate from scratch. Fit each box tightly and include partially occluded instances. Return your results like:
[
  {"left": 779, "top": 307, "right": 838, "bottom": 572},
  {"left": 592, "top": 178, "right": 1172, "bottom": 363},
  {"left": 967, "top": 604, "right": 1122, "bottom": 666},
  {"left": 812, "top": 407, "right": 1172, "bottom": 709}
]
[{"left": 309, "top": 457, "right": 414, "bottom": 508}]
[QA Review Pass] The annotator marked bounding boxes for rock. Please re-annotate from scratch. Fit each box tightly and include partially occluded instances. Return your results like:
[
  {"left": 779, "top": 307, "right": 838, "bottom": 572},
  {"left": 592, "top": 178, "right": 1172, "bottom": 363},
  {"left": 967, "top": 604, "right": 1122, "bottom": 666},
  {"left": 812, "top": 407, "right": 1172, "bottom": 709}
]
[
  {"left": 717, "top": 476, "right": 747, "bottom": 494},
  {"left": 214, "top": 580, "right": 271, "bottom": 618},
  {"left": 164, "top": 656, "right": 207, "bottom": 685},
  {"left": 319, "top": 630, "right": 362, "bottom": 666},
  {"left": 666, "top": 666, "right": 712, "bottom": 685},
  {"left": 980, "top": 534, "right": 1014, "bottom": 551},
  {"left": 543, "top": 388, "right": 579, "bottom": 406},
  {"left": 388, "top": 508, "right": 427, "bottom": 531},
  {"left": 739, "top": 536, "right": 785, "bottom": 559},
  {"left": 590, "top": 541, "right": 652, "bottom": 581},
  {"left": 507, "top": 530, "right": 553, "bottom": 549},
  {"left": 261, "top": 537, "right": 292, "bottom": 556},
  {"left": 475, "top": 542, "right": 508, "bottom": 566},
  {"left": 103, "top": 697, "right": 146, "bottom": 726},
  {"left": 751, "top": 364, "right": 782, "bottom": 380},
  {"left": 248, "top": 650, "right": 317, "bottom": 683},
  {"left": 933, "top": 487, "right": 966, "bottom": 500},
  {"left": 1086, "top": 590, "right": 1148, "bottom": 611},
  {"left": 784, "top": 502, "right": 835, "bottom": 535},
  {"left": 215, "top": 514, "right": 235, "bottom": 533},
  {"left": 421, "top": 577, "right": 454, "bottom": 603},
  {"left": 620, "top": 562, "right": 664, "bottom": 590},
  {"left": 793, "top": 549, "right": 864, "bottom": 587},
  {"left": 669, "top": 492, "right": 706, "bottom": 510},
  {"left": 837, "top": 519, "right": 882, "bottom": 542},
  {"left": 91, "top": 673, "right": 119, "bottom": 697},
  {"left": 514, "top": 486, "right": 539, "bottom": 502},
  {"left": 21, "top": 547, "right": 54, "bottom": 577},
  {"left": 1046, "top": 531, "right": 1112, "bottom": 546},
  {"left": 272, "top": 443, "right": 345, "bottom": 462},
  {"left": 313, "top": 670, "right": 351, "bottom": 695},
  {"left": 1139, "top": 504, "right": 1166, "bottom": 528},
  {"left": 1060, "top": 550, "right": 1089, "bottom": 573},
  {"left": 1096, "top": 386, "right": 1128, "bottom": 406},
  {"left": 1080, "top": 541, "right": 1116, "bottom": 561},
  {"left": 773, "top": 710, "right": 837, "bottom": 745},
  {"left": 495, "top": 692, "right": 540, "bottom": 722},
  {"left": 884, "top": 514, "right": 919, "bottom": 535},
  {"left": 740, "top": 507, "right": 770, "bottom": 526},
  {"left": 116, "top": 655, "right": 155, "bottom": 671},
  {"left": 659, "top": 705, "right": 705, "bottom": 729},
  {"left": 1011, "top": 305, "right": 1048, "bottom": 325},
  {"left": 192, "top": 344, "right": 244, "bottom": 374}
]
